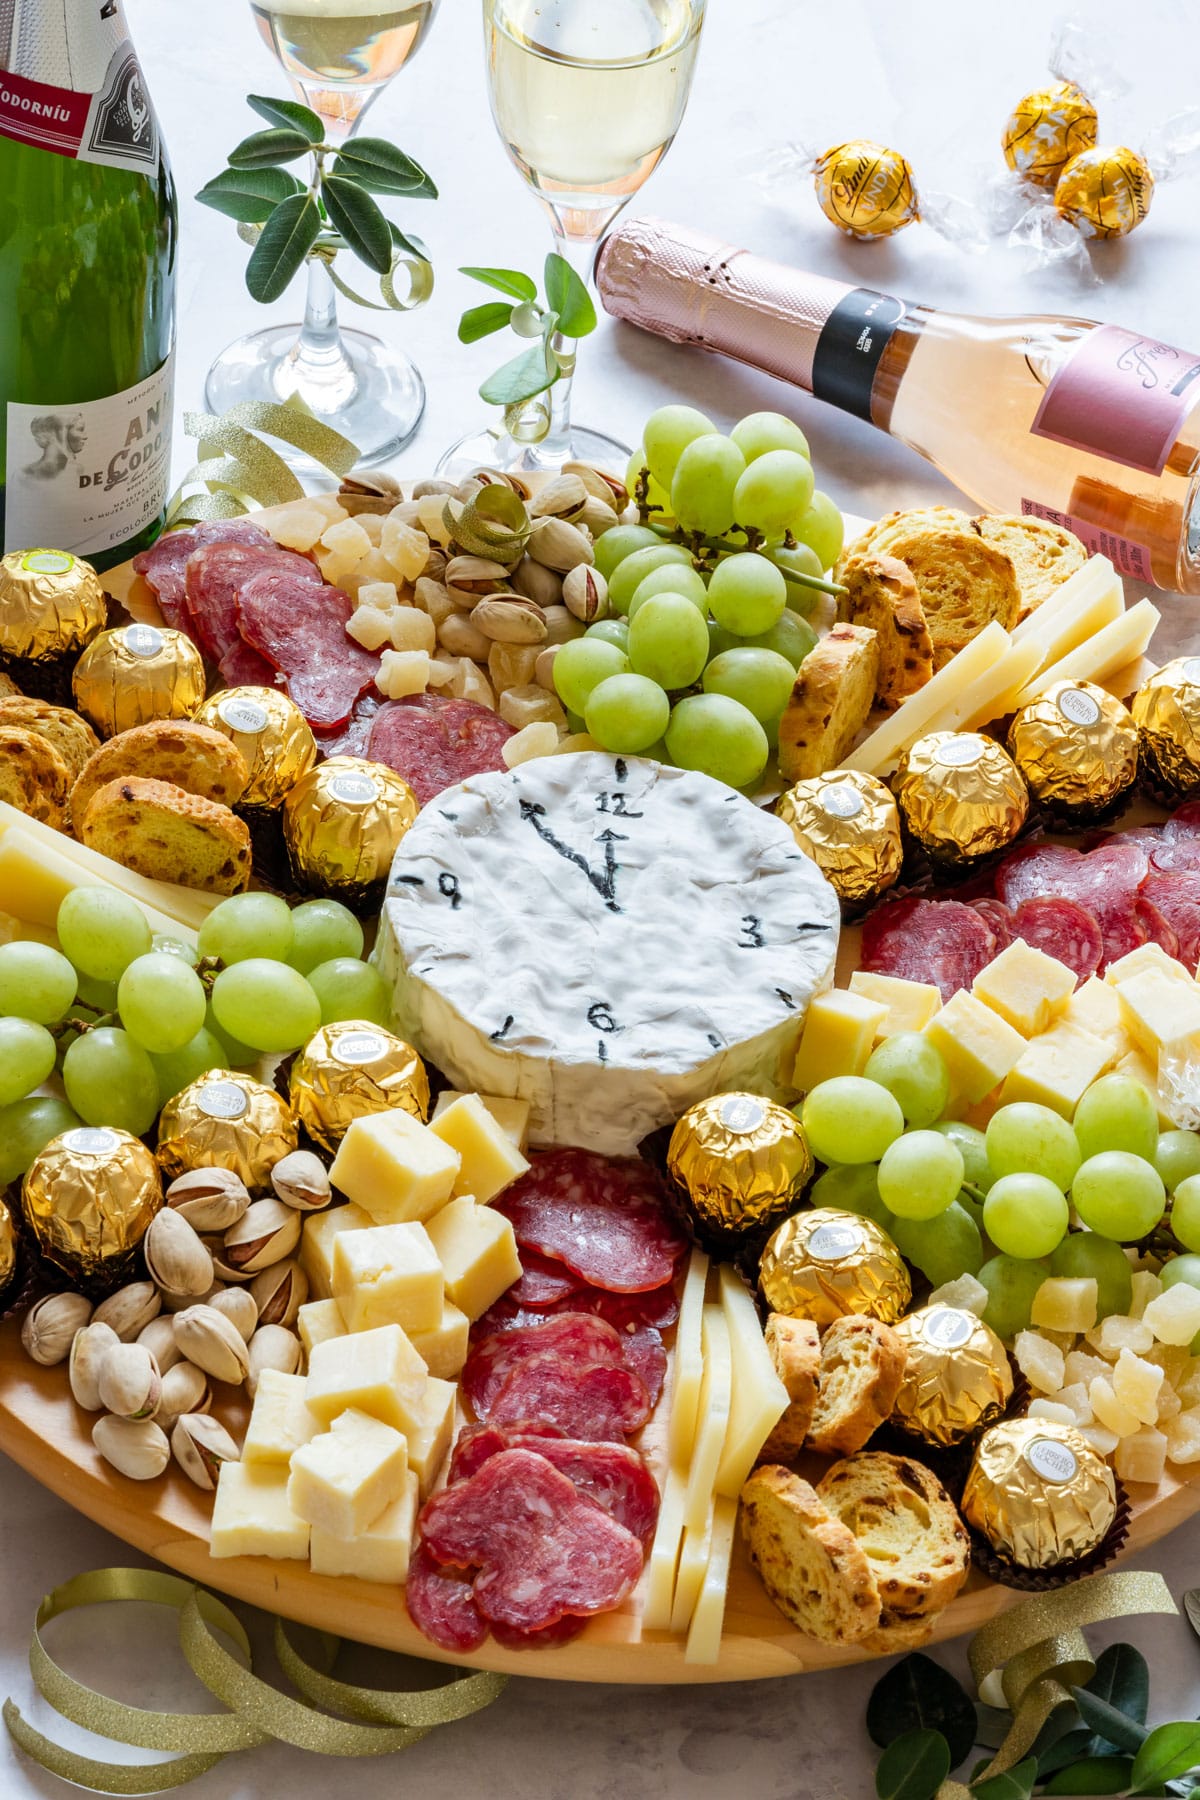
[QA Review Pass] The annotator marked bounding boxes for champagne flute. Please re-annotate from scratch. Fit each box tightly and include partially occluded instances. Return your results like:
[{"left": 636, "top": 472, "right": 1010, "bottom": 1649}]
[
  {"left": 205, "top": 0, "right": 440, "bottom": 471},
  {"left": 438, "top": 0, "right": 706, "bottom": 479}
]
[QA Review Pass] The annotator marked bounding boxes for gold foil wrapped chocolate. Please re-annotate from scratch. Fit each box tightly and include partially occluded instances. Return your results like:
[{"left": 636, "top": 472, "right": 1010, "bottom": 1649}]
[
  {"left": 777, "top": 771, "right": 903, "bottom": 906},
  {"left": 21, "top": 1126, "right": 162, "bottom": 1284},
  {"left": 289, "top": 1021, "right": 430, "bottom": 1154},
  {"left": 72, "top": 623, "right": 206, "bottom": 739},
  {"left": 156, "top": 1071, "right": 298, "bottom": 1193},
  {"left": 813, "top": 140, "right": 919, "bottom": 239},
  {"left": 962, "top": 1417, "right": 1117, "bottom": 1567},
  {"left": 759, "top": 1206, "right": 910, "bottom": 1328},
  {"left": 1055, "top": 145, "right": 1155, "bottom": 239},
  {"left": 892, "top": 1304, "right": 1013, "bottom": 1447},
  {"left": 1002, "top": 81, "right": 1098, "bottom": 188},
  {"left": 894, "top": 731, "right": 1029, "bottom": 865},
  {"left": 0, "top": 549, "right": 106, "bottom": 662},
  {"left": 1008, "top": 679, "right": 1138, "bottom": 817},
  {"left": 667, "top": 1092, "right": 813, "bottom": 1246},
  {"left": 283, "top": 756, "right": 419, "bottom": 909},
  {"left": 0, "top": 1194, "right": 19, "bottom": 1302},
  {"left": 1132, "top": 658, "right": 1200, "bottom": 798},
  {"left": 193, "top": 686, "right": 317, "bottom": 810}
]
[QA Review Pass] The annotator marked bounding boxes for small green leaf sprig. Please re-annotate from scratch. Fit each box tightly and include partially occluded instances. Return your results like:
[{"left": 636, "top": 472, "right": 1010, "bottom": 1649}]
[
  {"left": 457, "top": 258, "right": 596, "bottom": 440},
  {"left": 197, "top": 95, "right": 436, "bottom": 311}
]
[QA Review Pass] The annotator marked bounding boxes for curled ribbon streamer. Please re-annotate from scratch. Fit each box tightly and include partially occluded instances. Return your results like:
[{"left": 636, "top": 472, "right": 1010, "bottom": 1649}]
[
  {"left": 319, "top": 243, "right": 435, "bottom": 314},
  {"left": 272, "top": 1619, "right": 507, "bottom": 1726},
  {"left": 165, "top": 401, "right": 359, "bottom": 530}
]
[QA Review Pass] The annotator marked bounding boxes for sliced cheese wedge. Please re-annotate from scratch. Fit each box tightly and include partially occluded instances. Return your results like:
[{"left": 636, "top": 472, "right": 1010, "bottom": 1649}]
[
  {"left": 682, "top": 1306, "right": 732, "bottom": 1532},
  {"left": 668, "top": 1247, "right": 709, "bottom": 1466},
  {"left": 1015, "top": 574, "right": 1124, "bottom": 677},
  {"left": 0, "top": 800, "right": 218, "bottom": 931},
  {"left": 642, "top": 1466, "right": 688, "bottom": 1633},
  {"left": 845, "top": 622, "right": 1011, "bottom": 776},
  {"left": 715, "top": 1263, "right": 788, "bottom": 1498},
  {"left": 1012, "top": 598, "right": 1161, "bottom": 709},
  {"left": 0, "top": 826, "right": 199, "bottom": 942},
  {"left": 684, "top": 1496, "right": 739, "bottom": 1666},
  {"left": 669, "top": 1504, "right": 714, "bottom": 1635},
  {"left": 943, "top": 638, "right": 1045, "bottom": 736},
  {"left": 1011, "top": 555, "right": 1119, "bottom": 647}
]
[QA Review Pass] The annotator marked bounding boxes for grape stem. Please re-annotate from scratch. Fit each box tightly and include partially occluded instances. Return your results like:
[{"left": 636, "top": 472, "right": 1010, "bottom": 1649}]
[
  {"left": 50, "top": 1012, "right": 115, "bottom": 1040},
  {"left": 631, "top": 466, "right": 846, "bottom": 599}
]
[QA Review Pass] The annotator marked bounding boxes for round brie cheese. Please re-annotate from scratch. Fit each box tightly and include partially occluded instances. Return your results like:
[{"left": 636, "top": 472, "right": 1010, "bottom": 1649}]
[{"left": 376, "top": 752, "right": 839, "bottom": 1155}]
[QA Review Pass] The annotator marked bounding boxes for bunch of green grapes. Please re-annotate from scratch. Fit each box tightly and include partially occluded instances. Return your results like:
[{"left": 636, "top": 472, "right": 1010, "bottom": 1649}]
[
  {"left": 0, "top": 886, "right": 391, "bottom": 1179},
  {"left": 556, "top": 405, "right": 845, "bottom": 793}
]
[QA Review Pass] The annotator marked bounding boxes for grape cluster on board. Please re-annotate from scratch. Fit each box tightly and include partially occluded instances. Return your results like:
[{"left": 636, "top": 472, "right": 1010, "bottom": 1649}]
[
  {"left": 0, "top": 888, "right": 390, "bottom": 1174},
  {"left": 555, "top": 406, "right": 844, "bottom": 792}
]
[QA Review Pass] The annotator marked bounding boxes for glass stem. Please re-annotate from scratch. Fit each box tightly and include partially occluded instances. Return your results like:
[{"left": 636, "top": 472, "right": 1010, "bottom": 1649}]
[
  {"left": 274, "top": 250, "right": 360, "bottom": 414},
  {"left": 535, "top": 229, "right": 598, "bottom": 463}
]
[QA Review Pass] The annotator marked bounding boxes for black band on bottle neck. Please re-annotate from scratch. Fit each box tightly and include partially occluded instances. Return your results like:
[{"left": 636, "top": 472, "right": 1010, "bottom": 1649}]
[{"left": 812, "top": 288, "right": 910, "bottom": 422}]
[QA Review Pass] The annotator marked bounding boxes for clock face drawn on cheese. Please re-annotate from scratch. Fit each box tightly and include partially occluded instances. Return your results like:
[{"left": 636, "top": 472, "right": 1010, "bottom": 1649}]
[{"left": 376, "top": 753, "right": 839, "bottom": 1155}]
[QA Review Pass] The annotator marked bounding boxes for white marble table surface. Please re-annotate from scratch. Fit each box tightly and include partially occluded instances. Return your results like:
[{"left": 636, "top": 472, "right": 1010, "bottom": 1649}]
[{"left": 6, "top": 0, "right": 1200, "bottom": 1793}]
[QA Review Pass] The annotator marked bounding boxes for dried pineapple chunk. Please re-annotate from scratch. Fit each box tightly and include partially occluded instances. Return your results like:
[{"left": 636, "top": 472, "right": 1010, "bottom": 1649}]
[
  {"left": 1031, "top": 1277, "right": 1098, "bottom": 1334},
  {"left": 1079, "top": 1422, "right": 1120, "bottom": 1456},
  {"left": 928, "top": 1273, "right": 989, "bottom": 1315},
  {"left": 502, "top": 721, "right": 560, "bottom": 769},
  {"left": 359, "top": 580, "right": 400, "bottom": 611},
  {"left": 1166, "top": 1406, "right": 1200, "bottom": 1463},
  {"left": 1089, "top": 1376, "right": 1141, "bottom": 1438},
  {"left": 1027, "top": 1399, "right": 1076, "bottom": 1427},
  {"left": 1085, "top": 1315, "right": 1155, "bottom": 1360},
  {"left": 1050, "top": 1381, "right": 1093, "bottom": 1425},
  {"left": 1114, "top": 1425, "right": 1167, "bottom": 1485},
  {"left": 347, "top": 607, "right": 393, "bottom": 653},
  {"left": 358, "top": 513, "right": 385, "bottom": 545},
  {"left": 321, "top": 517, "right": 372, "bottom": 560},
  {"left": 1128, "top": 1270, "right": 1163, "bottom": 1319},
  {"left": 1111, "top": 1348, "right": 1164, "bottom": 1425},
  {"left": 389, "top": 608, "right": 435, "bottom": 655},
  {"left": 1145, "top": 1343, "right": 1191, "bottom": 1385},
  {"left": 1178, "top": 1358, "right": 1200, "bottom": 1406},
  {"left": 1014, "top": 1330, "right": 1065, "bottom": 1394},
  {"left": 1158, "top": 1385, "right": 1182, "bottom": 1421},
  {"left": 382, "top": 515, "right": 430, "bottom": 582},
  {"left": 267, "top": 505, "right": 328, "bottom": 552},
  {"left": 1144, "top": 1283, "right": 1200, "bottom": 1346},
  {"left": 1064, "top": 1348, "right": 1111, "bottom": 1390},
  {"left": 376, "top": 650, "right": 430, "bottom": 700}
]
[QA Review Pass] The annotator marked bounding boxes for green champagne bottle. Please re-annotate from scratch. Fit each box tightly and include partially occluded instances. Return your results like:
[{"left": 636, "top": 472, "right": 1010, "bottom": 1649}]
[{"left": 0, "top": 0, "right": 177, "bottom": 570}]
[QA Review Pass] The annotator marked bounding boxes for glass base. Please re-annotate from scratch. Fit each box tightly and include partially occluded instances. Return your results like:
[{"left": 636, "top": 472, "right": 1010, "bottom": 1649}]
[
  {"left": 204, "top": 322, "right": 425, "bottom": 474},
  {"left": 435, "top": 420, "right": 631, "bottom": 483}
]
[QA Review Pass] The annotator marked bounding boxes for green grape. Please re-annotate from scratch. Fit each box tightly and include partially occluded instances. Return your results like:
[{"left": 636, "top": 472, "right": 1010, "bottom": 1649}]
[
  {"left": 1161, "top": 1255, "right": 1200, "bottom": 1291},
  {"left": 768, "top": 543, "right": 825, "bottom": 617},
  {"left": 642, "top": 404, "right": 717, "bottom": 487},
  {"left": 1170, "top": 1174, "right": 1200, "bottom": 1252},
  {"left": 0, "top": 1017, "right": 56, "bottom": 1105},
  {"left": 1156, "top": 1129, "right": 1200, "bottom": 1192},
  {"left": 56, "top": 887, "right": 151, "bottom": 982},
  {"left": 287, "top": 899, "right": 364, "bottom": 975},
  {"left": 553, "top": 638, "right": 630, "bottom": 714},
  {"left": 664, "top": 694, "right": 769, "bottom": 790},
  {"left": 622, "top": 454, "right": 673, "bottom": 524},
  {"left": 204, "top": 1002, "right": 256, "bottom": 1068},
  {"left": 890, "top": 1202, "right": 983, "bottom": 1286},
  {"left": 955, "top": 1188, "right": 986, "bottom": 1231},
  {"left": 608, "top": 543, "right": 692, "bottom": 615},
  {"left": 670, "top": 435, "right": 745, "bottom": 537},
  {"left": 62, "top": 1026, "right": 159, "bottom": 1136},
  {"left": 730, "top": 411, "right": 811, "bottom": 464},
  {"left": 706, "top": 553, "right": 787, "bottom": 635},
  {"left": 932, "top": 1121, "right": 993, "bottom": 1193},
  {"left": 983, "top": 1173, "right": 1069, "bottom": 1259},
  {"left": 585, "top": 674, "right": 671, "bottom": 755},
  {"left": 702, "top": 649, "right": 795, "bottom": 739},
  {"left": 0, "top": 941, "right": 77, "bottom": 1024},
  {"left": 593, "top": 522, "right": 662, "bottom": 582},
  {"left": 627, "top": 595, "right": 710, "bottom": 689},
  {"left": 790, "top": 490, "right": 845, "bottom": 570},
  {"left": 808, "top": 1163, "right": 894, "bottom": 1230},
  {"left": 863, "top": 1033, "right": 951, "bottom": 1129},
  {"left": 307, "top": 958, "right": 390, "bottom": 1028},
  {"left": 211, "top": 960, "right": 322, "bottom": 1052},
  {"left": 977, "top": 1254, "right": 1051, "bottom": 1341},
  {"left": 800, "top": 1077, "right": 905, "bottom": 1165},
  {"left": 985, "top": 1103, "right": 1082, "bottom": 1193},
  {"left": 198, "top": 893, "right": 295, "bottom": 966},
  {"left": 1074, "top": 1074, "right": 1159, "bottom": 1163},
  {"left": 0, "top": 1095, "right": 81, "bottom": 1185},
  {"left": 586, "top": 619, "right": 631, "bottom": 652},
  {"left": 1072, "top": 1151, "right": 1166, "bottom": 1241},
  {"left": 627, "top": 564, "right": 708, "bottom": 618},
  {"left": 75, "top": 974, "right": 118, "bottom": 1013},
  {"left": 738, "top": 609, "right": 818, "bottom": 670},
  {"left": 117, "top": 952, "right": 207, "bottom": 1055},
  {"left": 150, "top": 1027, "right": 229, "bottom": 1108},
  {"left": 151, "top": 935, "right": 200, "bottom": 967},
  {"left": 1050, "top": 1232, "right": 1133, "bottom": 1320},
  {"left": 878, "top": 1129, "right": 964, "bottom": 1220},
  {"left": 732, "top": 450, "right": 815, "bottom": 539}
]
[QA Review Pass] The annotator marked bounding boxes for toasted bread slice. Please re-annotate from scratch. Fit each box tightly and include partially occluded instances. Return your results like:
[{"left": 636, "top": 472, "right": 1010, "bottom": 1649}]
[
  {"left": 0, "top": 697, "right": 99, "bottom": 781},
  {"left": 80, "top": 776, "right": 252, "bottom": 895},
  {"left": 836, "top": 552, "right": 934, "bottom": 710},
  {"left": 777, "top": 622, "right": 879, "bottom": 782},
  {"left": 739, "top": 1465, "right": 882, "bottom": 1644},
  {"left": 972, "top": 514, "right": 1088, "bottom": 619},
  {"left": 71, "top": 720, "right": 250, "bottom": 836},
  {"left": 862, "top": 524, "right": 1020, "bottom": 668},
  {"left": 0, "top": 674, "right": 19, "bottom": 702},
  {"left": 817, "top": 1451, "right": 970, "bottom": 1619},
  {"left": 758, "top": 1315, "right": 821, "bottom": 1462},
  {"left": 839, "top": 507, "right": 972, "bottom": 570},
  {"left": 859, "top": 1608, "right": 938, "bottom": 1654},
  {"left": 0, "top": 725, "right": 72, "bottom": 827},
  {"left": 806, "top": 1316, "right": 906, "bottom": 1457}
]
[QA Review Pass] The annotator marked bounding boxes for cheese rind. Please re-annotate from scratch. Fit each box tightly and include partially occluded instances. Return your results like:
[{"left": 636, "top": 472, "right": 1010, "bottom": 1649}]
[
  {"left": 792, "top": 990, "right": 887, "bottom": 1093},
  {"left": 300, "top": 1203, "right": 374, "bottom": 1300},
  {"left": 329, "top": 1111, "right": 460, "bottom": 1225},
  {"left": 972, "top": 939, "right": 1077, "bottom": 1037},
  {"left": 305, "top": 1324, "right": 428, "bottom": 1432},
  {"left": 210, "top": 1461, "right": 310, "bottom": 1561},
  {"left": 715, "top": 1264, "right": 788, "bottom": 1498},
  {"left": 288, "top": 1408, "right": 409, "bottom": 1540},
  {"left": 242, "top": 1369, "right": 319, "bottom": 1467},
  {"left": 309, "top": 1470, "right": 420, "bottom": 1582},
  {"left": 427, "top": 1092, "right": 530, "bottom": 1203},
  {"left": 924, "top": 990, "right": 1026, "bottom": 1103},
  {"left": 332, "top": 1222, "right": 444, "bottom": 1335},
  {"left": 847, "top": 971, "right": 941, "bottom": 1037},
  {"left": 424, "top": 1196, "right": 521, "bottom": 1321}
]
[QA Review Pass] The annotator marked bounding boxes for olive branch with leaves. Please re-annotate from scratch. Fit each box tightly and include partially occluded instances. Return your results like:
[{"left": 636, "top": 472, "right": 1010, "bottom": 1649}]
[{"left": 457, "top": 257, "right": 596, "bottom": 438}]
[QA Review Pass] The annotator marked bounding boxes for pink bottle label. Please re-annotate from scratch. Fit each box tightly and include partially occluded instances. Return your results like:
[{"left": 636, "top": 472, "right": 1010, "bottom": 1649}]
[
  {"left": 1032, "top": 324, "right": 1200, "bottom": 476},
  {"left": 1019, "top": 498, "right": 1155, "bottom": 583}
]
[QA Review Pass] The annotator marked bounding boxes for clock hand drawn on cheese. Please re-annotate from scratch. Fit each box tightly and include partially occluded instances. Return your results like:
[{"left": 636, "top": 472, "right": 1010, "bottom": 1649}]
[{"left": 376, "top": 753, "right": 840, "bottom": 1155}]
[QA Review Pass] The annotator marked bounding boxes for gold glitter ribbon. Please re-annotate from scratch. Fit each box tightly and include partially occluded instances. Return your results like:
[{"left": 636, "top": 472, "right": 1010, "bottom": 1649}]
[
  {"left": 3, "top": 1567, "right": 507, "bottom": 1794},
  {"left": 166, "top": 402, "right": 360, "bottom": 527}
]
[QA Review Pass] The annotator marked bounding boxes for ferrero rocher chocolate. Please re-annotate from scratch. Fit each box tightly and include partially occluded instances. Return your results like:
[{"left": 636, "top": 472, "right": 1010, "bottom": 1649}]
[
  {"left": 72, "top": 623, "right": 206, "bottom": 739},
  {"left": 0, "top": 1194, "right": 20, "bottom": 1305},
  {"left": 1002, "top": 81, "right": 1098, "bottom": 188},
  {"left": 813, "top": 140, "right": 919, "bottom": 239},
  {"left": 759, "top": 1207, "right": 910, "bottom": 1328},
  {"left": 667, "top": 1092, "right": 813, "bottom": 1247},
  {"left": 21, "top": 1125, "right": 162, "bottom": 1285},
  {"left": 1055, "top": 145, "right": 1155, "bottom": 239},
  {"left": 962, "top": 1417, "right": 1117, "bottom": 1568},
  {"left": 1008, "top": 679, "right": 1138, "bottom": 818},
  {"left": 193, "top": 686, "right": 317, "bottom": 809},
  {"left": 894, "top": 731, "right": 1029, "bottom": 865},
  {"left": 283, "top": 756, "right": 419, "bottom": 910},
  {"left": 289, "top": 1021, "right": 430, "bottom": 1154},
  {"left": 0, "top": 550, "right": 107, "bottom": 692},
  {"left": 892, "top": 1304, "right": 1014, "bottom": 1447},
  {"left": 1132, "top": 658, "right": 1200, "bottom": 798},
  {"left": 156, "top": 1071, "right": 298, "bottom": 1192},
  {"left": 776, "top": 771, "right": 903, "bottom": 906}
]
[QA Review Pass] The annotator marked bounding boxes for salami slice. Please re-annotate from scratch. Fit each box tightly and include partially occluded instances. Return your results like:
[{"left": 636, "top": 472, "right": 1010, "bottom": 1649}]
[
  {"left": 972, "top": 898, "right": 1014, "bottom": 952},
  {"left": 613, "top": 1323, "right": 667, "bottom": 1408},
  {"left": 462, "top": 1312, "right": 629, "bottom": 1419},
  {"left": 1096, "top": 892, "right": 1149, "bottom": 968},
  {"left": 1151, "top": 833, "right": 1200, "bottom": 875},
  {"left": 994, "top": 842, "right": 1089, "bottom": 910},
  {"left": 488, "top": 1359, "right": 652, "bottom": 1440},
  {"left": 133, "top": 520, "right": 274, "bottom": 631},
  {"left": 495, "top": 1149, "right": 687, "bottom": 1294},
  {"left": 447, "top": 1426, "right": 659, "bottom": 1545},
  {"left": 236, "top": 570, "right": 379, "bottom": 730},
  {"left": 1140, "top": 872, "right": 1200, "bottom": 971},
  {"left": 314, "top": 692, "right": 383, "bottom": 761},
  {"left": 218, "top": 637, "right": 278, "bottom": 690},
  {"left": 472, "top": 1282, "right": 680, "bottom": 1344},
  {"left": 418, "top": 1448, "right": 644, "bottom": 1632},
  {"left": 183, "top": 540, "right": 322, "bottom": 667},
  {"left": 366, "top": 695, "right": 515, "bottom": 806},
  {"left": 860, "top": 897, "right": 997, "bottom": 1002},
  {"left": 1135, "top": 894, "right": 1180, "bottom": 958},
  {"left": 1164, "top": 802, "right": 1200, "bottom": 839},
  {"left": 405, "top": 1542, "right": 487, "bottom": 1653},
  {"left": 489, "top": 1615, "right": 588, "bottom": 1650},
  {"left": 1010, "top": 897, "right": 1103, "bottom": 980},
  {"left": 508, "top": 1250, "right": 582, "bottom": 1309}
]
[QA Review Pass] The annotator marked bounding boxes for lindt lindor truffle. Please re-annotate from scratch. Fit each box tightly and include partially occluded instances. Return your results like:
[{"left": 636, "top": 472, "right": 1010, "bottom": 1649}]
[
  {"left": 961, "top": 1416, "right": 1117, "bottom": 1567},
  {"left": 891, "top": 1304, "right": 1014, "bottom": 1447},
  {"left": 282, "top": 756, "right": 419, "bottom": 911},
  {"left": 72, "top": 623, "right": 206, "bottom": 739},
  {"left": 21, "top": 1126, "right": 162, "bottom": 1286},
  {"left": 759, "top": 1207, "right": 911, "bottom": 1329},
  {"left": 0, "top": 549, "right": 107, "bottom": 698},
  {"left": 1055, "top": 144, "right": 1154, "bottom": 239},
  {"left": 193, "top": 686, "right": 317, "bottom": 809},
  {"left": 155, "top": 1071, "right": 298, "bottom": 1192},
  {"left": 1008, "top": 679, "right": 1138, "bottom": 818},
  {"left": 1002, "top": 81, "right": 1098, "bottom": 188},
  {"left": 813, "top": 140, "right": 919, "bottom": 239},
  {"left": 1132, "top": 658, "right": 1200, "bottom": 799},
  {"left": 666, "top": 1092, "right": 813, "bottom": 1247},
  {"left": 776, "top": 770, "right": 903, "bottom": 906},
  {"left": 289, "top": 1021, "right": 430, "bottom": 1154},
  {"left": 894, "top": 731, "right": 1029, "bottom": 865}
]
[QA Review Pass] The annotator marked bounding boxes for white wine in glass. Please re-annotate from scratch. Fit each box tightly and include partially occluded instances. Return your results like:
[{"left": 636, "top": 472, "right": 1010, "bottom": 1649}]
[
  {"left": 438, "top": 0, "right": 706, "bottom": 479},
  {"left": 250, "top": 0, "right": 437, "bottom": 137}
]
